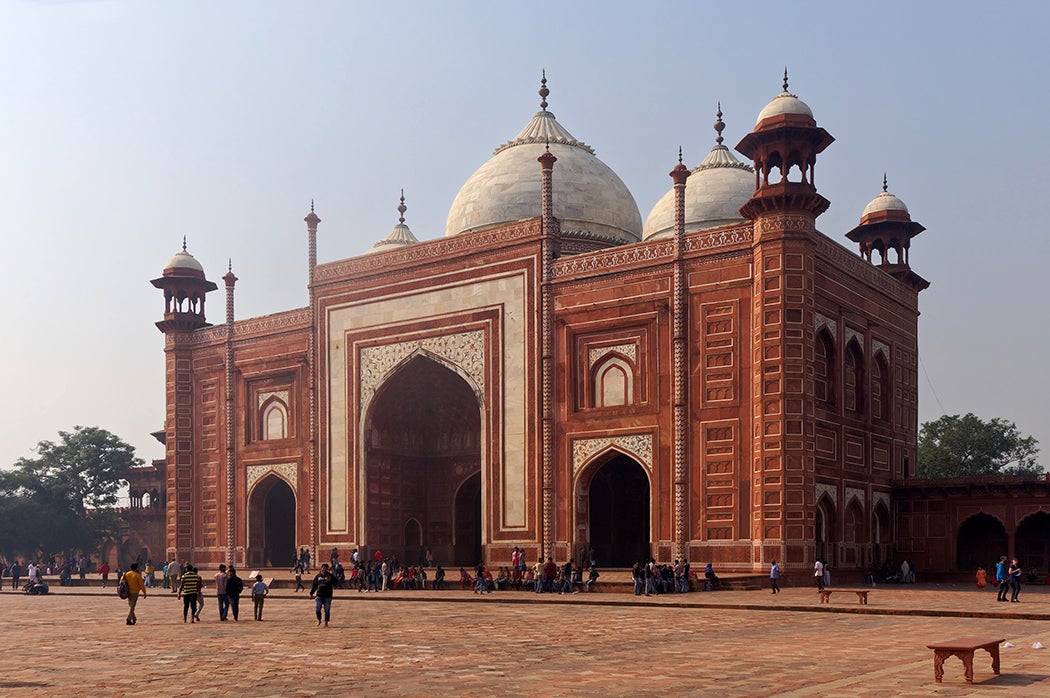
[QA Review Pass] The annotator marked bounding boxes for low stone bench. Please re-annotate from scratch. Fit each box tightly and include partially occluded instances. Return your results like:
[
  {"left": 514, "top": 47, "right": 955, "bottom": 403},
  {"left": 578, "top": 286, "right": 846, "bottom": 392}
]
[
  {"left": 926, "top": 637, "right": 1004, "bottom": 684},
  {"left": 817, "top": 588, "right": 870, "bottom": 604}
]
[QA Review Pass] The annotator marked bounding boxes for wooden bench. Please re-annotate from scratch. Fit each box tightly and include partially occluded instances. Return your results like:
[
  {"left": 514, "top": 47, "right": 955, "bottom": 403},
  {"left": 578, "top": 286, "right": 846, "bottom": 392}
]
[
  {"left": 817, "top": 589, "right": 870, "bottom": 604},
  {"left": 926, "top": 637, "right": 1004, "bottom": 684}
]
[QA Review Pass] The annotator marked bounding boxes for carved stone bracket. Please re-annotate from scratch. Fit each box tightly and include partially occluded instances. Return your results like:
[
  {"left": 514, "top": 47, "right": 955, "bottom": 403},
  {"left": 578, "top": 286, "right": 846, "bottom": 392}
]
[
  {"left": 246, "top": 462, "right": 298, "bottom": 495},
  {"left": 359, "top": 330, "right": 486, "bottom": 415},
  {"left": 815, "top": 482, "right": 837, "bottom": 506},
  {"left": 572, "top": 434, "right": 653, "bottom": 479}
]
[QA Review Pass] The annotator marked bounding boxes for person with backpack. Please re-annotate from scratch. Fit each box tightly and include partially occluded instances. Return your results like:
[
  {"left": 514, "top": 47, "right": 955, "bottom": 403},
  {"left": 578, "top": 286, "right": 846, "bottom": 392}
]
[{"left": 121, "top": 562, "right": 146, "bottom": 626}]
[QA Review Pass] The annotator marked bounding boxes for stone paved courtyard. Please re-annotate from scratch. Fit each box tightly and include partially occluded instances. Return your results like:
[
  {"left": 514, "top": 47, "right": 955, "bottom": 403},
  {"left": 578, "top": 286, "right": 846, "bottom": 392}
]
[{"left": 3, "top": 583, "right": 1049, "bottom": 696}]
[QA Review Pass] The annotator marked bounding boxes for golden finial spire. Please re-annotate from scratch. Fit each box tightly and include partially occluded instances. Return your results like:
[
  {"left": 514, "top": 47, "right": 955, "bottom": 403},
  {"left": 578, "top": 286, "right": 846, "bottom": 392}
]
[
  {"left": 539, "top": 69, "right": 549, "bottom": 111},
  {"left": 714, "top": 102, "right": 725, "bottom": 145},
  {"left": 397, "top": 189, "right": 407, "bottom": 225}
]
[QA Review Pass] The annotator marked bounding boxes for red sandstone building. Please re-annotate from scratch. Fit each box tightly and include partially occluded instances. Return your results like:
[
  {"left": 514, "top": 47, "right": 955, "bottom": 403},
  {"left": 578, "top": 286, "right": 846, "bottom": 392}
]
[{"left": 144, "top": 74, "right": 1048, "bottom": 577}]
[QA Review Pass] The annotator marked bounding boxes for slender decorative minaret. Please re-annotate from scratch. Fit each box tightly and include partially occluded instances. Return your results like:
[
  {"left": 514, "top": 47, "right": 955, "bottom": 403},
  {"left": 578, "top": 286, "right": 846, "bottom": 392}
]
[
  {"left": 222, "top": 260, "right": 237, "bottom": 566},
  {"left": 735, "top": 71, "right": 833, "bottom": 571},
  {"left": 670, "top": 147, "right": 691, "bottom": 563},
  {"left": 538, "top": 138, "right": 557, "bottom": 560},
  {"left": 304, "top": 201, "right": 320, "bottom": 565},
  {"left": 151, "top": 239, "right": 218, "bottom": 561}
]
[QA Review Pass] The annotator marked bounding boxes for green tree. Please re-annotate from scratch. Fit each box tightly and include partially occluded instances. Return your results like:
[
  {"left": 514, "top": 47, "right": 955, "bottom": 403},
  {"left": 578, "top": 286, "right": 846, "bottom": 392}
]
[
  {"left": 917, "top": 413, "right": 1042, "bottom": 478},
  {"left": 0, "top": 426, "right": 142, "bottom": 560}
]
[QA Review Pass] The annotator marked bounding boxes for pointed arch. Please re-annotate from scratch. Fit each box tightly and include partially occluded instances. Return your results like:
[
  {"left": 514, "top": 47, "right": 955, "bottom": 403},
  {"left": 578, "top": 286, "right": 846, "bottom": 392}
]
[
  {"left": 1015, "top": 510, "right": 1050, "bottom": 574},
  {"left": 362, "top": 354, "right": 483, "bottom": 566},
  {"left": 575, "top": 450, "right": 652, "bottom": 567},
  {"left": 260, "top": 395, "right": 289, "bottom": 440},
  {"left": 871, "top": 349, "right": 890, "bottom": 422},
  {"left": 956, "top": 512, "right": 1007, "bottom": 571},
  {"left": 591, "top": 353, "right": 635, "bottom": 407},
  {"left": 815, "top": 494, "right": 837, "bottom": 567},
  {"left": 815, "top": 327, "right": 836, "bottom": 409},
  {"left": 844, "top": 338, "right": 864, "bottom": 415}
]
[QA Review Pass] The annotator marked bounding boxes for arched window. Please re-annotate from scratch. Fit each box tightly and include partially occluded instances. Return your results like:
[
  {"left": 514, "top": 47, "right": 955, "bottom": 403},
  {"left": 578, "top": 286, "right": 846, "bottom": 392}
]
[
  {"left": 592, "top": 355, "right": 634, "bottom": 407},
  {"left": 815, "top": 329, "right": 835, "bottom": 409},
  {"left": 871, "top": 351, "right": 890, "bottom": 421},
  {"left": 262, "top": 399, "right": 288, "bottom": 440},
  {"left": 844, "top": 340, "right": 864, "bottom": 415}
]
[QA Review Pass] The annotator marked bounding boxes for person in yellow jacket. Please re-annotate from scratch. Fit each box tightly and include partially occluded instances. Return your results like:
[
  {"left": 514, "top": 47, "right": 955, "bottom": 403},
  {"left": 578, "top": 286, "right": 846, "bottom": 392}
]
[{"left": 121, "top": 562, "right": 147, "bottom": 625}]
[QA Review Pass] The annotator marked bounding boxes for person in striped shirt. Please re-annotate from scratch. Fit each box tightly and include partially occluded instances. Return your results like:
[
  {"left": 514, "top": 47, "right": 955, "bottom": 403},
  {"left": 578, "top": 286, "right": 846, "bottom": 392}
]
[{"left": 178, "top": 564, "right": 203, "bottom": 623}]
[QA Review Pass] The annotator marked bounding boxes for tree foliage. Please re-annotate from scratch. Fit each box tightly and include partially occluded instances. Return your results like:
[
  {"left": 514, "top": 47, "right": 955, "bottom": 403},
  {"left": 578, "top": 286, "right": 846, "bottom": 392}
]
[
  {"left": 0, "top": 426, "right": 142, "bottom": 560},
  {"left": 917, "top": 413, "right": 1042, "bottom": 478}
]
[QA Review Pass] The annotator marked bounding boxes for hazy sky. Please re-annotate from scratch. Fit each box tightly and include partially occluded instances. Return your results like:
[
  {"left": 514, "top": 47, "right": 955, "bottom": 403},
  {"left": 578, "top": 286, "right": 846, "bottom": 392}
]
[{"left": 2, "top": 0, "right": 1047, "bottom": 470}]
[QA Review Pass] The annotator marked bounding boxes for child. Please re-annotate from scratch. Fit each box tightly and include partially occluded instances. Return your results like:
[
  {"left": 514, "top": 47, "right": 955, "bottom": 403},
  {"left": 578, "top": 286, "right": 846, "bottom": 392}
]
[
  {"left": 251, "top": 574, "right": 269, "bottom": 621},
  {"left": 975, "top": 566, "right": 987, "bottom": 588}
]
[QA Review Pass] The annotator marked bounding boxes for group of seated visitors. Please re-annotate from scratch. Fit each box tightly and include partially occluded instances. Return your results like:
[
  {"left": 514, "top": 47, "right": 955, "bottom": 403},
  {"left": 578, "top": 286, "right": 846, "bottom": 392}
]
[{"left": 631, "top": 559, "right": 718, "bottom": 595}]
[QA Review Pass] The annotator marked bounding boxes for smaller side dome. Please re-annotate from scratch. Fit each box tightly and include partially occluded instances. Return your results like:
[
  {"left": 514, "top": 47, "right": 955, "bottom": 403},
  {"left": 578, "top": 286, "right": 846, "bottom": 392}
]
[
  {"left": 368, "top": 191, "right": 420, "bottom": 254},
  {"left": 643, "top": 106, "right": 755, "bottom": 240},
  {"left": 163, "top": 237, "right": 206, "bottom": 279},
  {"left": 860, "top": 175, "right": 911, "bottom": 223},
  {"left": 755, "top": 70, "right": 815, "bottom": 128}
]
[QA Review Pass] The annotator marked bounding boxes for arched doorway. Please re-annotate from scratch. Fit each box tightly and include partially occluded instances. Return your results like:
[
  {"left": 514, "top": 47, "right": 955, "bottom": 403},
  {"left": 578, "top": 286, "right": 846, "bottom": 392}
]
[
  {"left": 1015, "top": 511, "right": 1050, "bottom": 573},
  {"left": 365, "top": 355, "right": 482, "bottom": 567},
  {"left": 843, "top": 499, "right": 864, "bottom": 567},
  {"left": 815, "top": 496, "right": 836, "bottom": 567},
  {"left": 584, "top": 454, "right": 650, "bottom": 567},
  {"left": 248, "top": 476, "right": 296, "bottom": 568},
  {"left": 454, "top": 473, "right": 482, "bottom": 566},
  {"left": 872, "top": 502, "right": 891, "bottom": 567},
  {"left": 956, "top": 513, "right": 1007, "bottom": 571}
]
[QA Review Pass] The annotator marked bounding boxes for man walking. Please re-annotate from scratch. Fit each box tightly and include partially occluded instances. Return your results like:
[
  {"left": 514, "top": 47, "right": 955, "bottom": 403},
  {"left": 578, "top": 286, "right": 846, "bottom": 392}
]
[
  {"left": 214, "top": 564, "right": 229, "bottom": 621},
  {"left": 178, "top": 564, "right": 202, "bottom": 623},
  {"left": 995, "top": 556, "right": 1009, "bottom": 602},
  {"left": 122, "top": 562, "right": 146, "bottom": 625},
  {"left": 770, "top": 559, "right": 781, "bottom": 594},
  {"left": 167, "top": 558, "right": 181, "bottom": 593},
  {"left": 310, "top": 563, "right": 336, "bottom": 627}
]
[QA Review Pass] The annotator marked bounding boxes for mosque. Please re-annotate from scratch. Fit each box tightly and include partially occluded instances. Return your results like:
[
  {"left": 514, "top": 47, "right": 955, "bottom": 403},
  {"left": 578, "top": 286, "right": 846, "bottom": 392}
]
[{"left": 141, "top": 72, "right": 1048, "bottom": 579}]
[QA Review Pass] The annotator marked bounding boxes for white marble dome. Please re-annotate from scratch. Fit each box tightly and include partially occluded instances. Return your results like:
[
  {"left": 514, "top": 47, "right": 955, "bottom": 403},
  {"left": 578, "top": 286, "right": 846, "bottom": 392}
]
[
  {"left": 445, "top": 81, "right": 641, "bottom": 245},
  {"left": 755, "top": 72, "right": 814, "bottom": 126},
  {"left": 643, "top": 119, "right": 755, "bottom": 239},
  {"left": 862, "top": 190, "right": 910, "bottom": 218},
  {"left": 163, "top": 244, "right": 206, "bottom": 277}
]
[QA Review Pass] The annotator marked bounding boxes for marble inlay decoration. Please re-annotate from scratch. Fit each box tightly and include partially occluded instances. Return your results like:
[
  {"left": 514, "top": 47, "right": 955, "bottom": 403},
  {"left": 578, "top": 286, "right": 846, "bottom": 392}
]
[
  {"left": 360, "top": 330, "right": 486, "bottom": 414},
  {"left": 845, "top": 486, "right": 865, "bottom": 510},
  {"left": 815, "top": 482, "right": 837, "bottom": 506},
  {"left": 246, "top": 462, "right": 297, "bottom": 495},
  {"left": 814, "top": 312, "right": 837, "bottom": 337},
  {"left": 572, "top": 434, "right": 653, "bottom": 477},
  {"left": 588, "top": 343, "right": 637, "bottom": 368}
]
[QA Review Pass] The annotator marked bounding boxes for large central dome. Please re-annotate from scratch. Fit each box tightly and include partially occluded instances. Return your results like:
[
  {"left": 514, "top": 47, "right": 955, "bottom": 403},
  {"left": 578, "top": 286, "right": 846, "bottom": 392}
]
[{"left": 445, "top": 76, "right": 642, "bottom": 247}]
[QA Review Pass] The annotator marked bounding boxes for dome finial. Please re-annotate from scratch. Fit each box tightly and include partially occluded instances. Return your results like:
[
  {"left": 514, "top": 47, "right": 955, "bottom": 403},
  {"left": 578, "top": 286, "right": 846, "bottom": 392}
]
[
  {"left": 882, "top": 173, "right": 888, "bottom": 192},
  {"left": 397, "top": 188, "right": 407, "bottom": 225},
  {"left": 678, "top": 145, "right": 683, "bottom": 164},
  {"left": 714, "top": 102, "right": 725, "bottom": 145},
  {"left": 783, "top": 67, "right": 789, "bottom": 92},
  {"left": 227, "top": 258, "right": 232, "bottom": 272},
  {"left": 539, "top": 69, "right": 549, "bottom": 111},
  {"left": 182, "top": 235, "right": 187, "bottom": 252},
  {"left": 310, "top": 198, "right": 315, "bottom": 213}
]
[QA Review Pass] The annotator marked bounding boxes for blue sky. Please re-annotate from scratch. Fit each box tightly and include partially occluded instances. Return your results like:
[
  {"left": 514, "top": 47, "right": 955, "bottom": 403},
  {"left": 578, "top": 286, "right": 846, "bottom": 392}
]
[{"left": 1, "top": 0, "right": 1047, "bottom": 469}]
